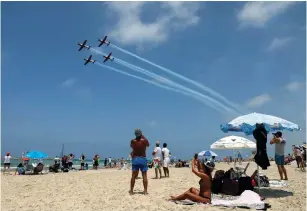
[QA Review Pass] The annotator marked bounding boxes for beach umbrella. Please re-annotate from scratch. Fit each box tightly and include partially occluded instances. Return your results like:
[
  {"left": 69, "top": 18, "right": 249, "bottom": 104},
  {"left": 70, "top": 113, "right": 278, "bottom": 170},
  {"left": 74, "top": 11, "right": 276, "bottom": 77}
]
[
  {"left": 198, "top": 150, "right": 218, "bottom": 157},
  {"left": 210, "top": 136, "right": 255, "bottom": 167},
  {"left": 220, "top": 112, "right": 301, "bottom": 135},
  {"left": 211, "top": 136, "right": 256, "bottom": 150},
  {"left": 220, "top": 112, "right": 301, "bottom": 193},
  {"left": 24, "top": 151, "right": 48, "bottom": 159}
]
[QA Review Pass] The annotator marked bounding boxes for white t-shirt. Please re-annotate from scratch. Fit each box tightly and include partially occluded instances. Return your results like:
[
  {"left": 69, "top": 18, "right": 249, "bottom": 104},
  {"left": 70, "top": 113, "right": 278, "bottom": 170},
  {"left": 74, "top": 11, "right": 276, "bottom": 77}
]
[
  {"left": 162, "top": 148, "right": 170, "bottom": 159},
  {"left": 154, "top": 147, "right": 162, "bottom": 160},
  {"left": 4, "top": 155, "right": 12, "bottom": 164},
  {"left": 108, "top": 158, "right": 112, "bottom": 163}
]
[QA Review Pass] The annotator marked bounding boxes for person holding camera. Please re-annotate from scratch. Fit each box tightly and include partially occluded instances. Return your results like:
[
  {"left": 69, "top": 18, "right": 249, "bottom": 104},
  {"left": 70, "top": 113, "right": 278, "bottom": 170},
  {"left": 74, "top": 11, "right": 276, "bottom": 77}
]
[
  {"left": 270, "top": 131, "right": 288, "bottom": 180},
  {"left": 169, "top": 153, "right": 215, "bottom": 204}
]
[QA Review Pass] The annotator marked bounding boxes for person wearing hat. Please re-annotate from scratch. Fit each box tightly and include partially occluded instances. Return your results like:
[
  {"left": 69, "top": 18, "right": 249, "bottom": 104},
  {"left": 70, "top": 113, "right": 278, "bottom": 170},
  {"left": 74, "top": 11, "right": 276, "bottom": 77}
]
[
  {"left": 152, "top": 141, "right": 162, "bottom": 179},
  {"left": 270, "top": 131, "right": 288, "bottom": 180},
  {"left": 129, "top": 129, "right": 150, "bottom": 195}
]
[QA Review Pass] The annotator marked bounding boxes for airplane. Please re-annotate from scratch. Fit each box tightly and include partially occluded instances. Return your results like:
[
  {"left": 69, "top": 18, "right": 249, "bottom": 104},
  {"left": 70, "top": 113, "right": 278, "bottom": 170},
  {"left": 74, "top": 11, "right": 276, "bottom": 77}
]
[
  {"left": 103, "top": 52, "right": 114, "bottom": 63},
  {"left": 77, "top": 40, "right": 91, "bottom": 51},
  {"left": 84, "top": 55, "right": 95, "bottom": 65},
  {"left": 98, "top": 36, "right": 110, "bottom": 47}
]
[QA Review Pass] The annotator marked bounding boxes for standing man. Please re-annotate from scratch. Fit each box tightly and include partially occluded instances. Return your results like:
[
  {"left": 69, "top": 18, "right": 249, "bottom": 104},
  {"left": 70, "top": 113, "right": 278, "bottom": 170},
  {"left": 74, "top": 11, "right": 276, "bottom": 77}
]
[
  {"left": 108, "top": 157, "right": 112, "bottom": 168},
  {"left": 270, "top": 131, "right": 288, "bottom": 180},
  {"left": 292, "top": 145, "right": 300, "bottom": 168},
  {"left": 162, "top": 143, "right": 170, "bottom": 177},
  {"left": 129, "top": 128, "right": 150, "bottom": 195},
  {"left": 152, "top": 141, "right": 162, "bottom": 179}
]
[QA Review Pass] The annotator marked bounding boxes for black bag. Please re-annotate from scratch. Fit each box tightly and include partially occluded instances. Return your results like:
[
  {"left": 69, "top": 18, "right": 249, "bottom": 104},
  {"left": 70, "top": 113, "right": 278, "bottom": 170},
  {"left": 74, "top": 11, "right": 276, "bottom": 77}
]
[
  {"left": 212, "top": 170, "right": 225, "bottom": 194},
  {"left": 221, "top": 178, "right": 240, "bottom": 196},
  {"left": 238, "top": 176, "right": 254, "bottom": 194}
]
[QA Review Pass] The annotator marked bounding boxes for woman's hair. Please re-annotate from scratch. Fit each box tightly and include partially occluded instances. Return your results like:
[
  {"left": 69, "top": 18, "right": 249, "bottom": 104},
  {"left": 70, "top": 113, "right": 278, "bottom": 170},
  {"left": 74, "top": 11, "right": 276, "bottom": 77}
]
[
  {"left": 163, "top": 143, "right": 167, "bottom": 148},
  {"left": 6, "top": 152, "right": 10, "bottom": 156}
]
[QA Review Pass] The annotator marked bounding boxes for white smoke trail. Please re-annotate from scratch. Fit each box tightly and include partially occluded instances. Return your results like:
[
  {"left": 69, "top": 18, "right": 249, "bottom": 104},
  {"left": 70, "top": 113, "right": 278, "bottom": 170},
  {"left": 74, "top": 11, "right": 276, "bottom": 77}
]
[
  {"left": 114, "top": 59, "right": 237, "bottom": 114},
  {"left": 109, "top": 44, "right": 245, "bottom": 114},
  {"left": 94, "top": 62, "right": 230, "bottom": 114},
  {"left": 91, "top": 48, "right": 238, "bottom": 114}
]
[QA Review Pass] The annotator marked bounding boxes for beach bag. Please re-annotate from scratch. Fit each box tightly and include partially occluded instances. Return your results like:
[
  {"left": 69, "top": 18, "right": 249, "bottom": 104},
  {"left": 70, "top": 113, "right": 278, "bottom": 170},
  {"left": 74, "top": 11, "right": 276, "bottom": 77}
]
[
  {"left": 254, "top": 175, "right": 270, "bottom": 187},
  {"left": 212, "top": 170, "right": 225, "bottom": 194},
  {"left": 238, "top": 176, "right": 254, "bottom": 194},
  {"left": 221, "top": 178, "right": 240, "bottom": 196}
]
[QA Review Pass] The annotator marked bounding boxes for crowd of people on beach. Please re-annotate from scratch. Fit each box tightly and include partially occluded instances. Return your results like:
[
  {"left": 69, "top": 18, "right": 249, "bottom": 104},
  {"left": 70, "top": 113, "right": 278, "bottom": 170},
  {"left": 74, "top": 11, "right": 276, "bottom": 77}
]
[{"left": 127, "top": 126, "right": 306, "bottom": 207}]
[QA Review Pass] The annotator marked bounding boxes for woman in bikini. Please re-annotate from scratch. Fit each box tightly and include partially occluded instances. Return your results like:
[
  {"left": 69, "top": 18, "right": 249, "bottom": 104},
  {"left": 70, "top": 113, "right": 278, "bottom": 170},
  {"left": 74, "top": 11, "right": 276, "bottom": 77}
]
[{"left": 169, "top": 156, "right": 215, "bottom": 204}]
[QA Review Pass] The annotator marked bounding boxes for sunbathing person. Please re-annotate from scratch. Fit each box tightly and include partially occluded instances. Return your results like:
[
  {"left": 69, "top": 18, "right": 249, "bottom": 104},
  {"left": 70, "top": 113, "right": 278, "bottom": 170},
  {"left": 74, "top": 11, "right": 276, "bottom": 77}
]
[{"left": 169, "top": 158, "right": 215, "bottom": 204}]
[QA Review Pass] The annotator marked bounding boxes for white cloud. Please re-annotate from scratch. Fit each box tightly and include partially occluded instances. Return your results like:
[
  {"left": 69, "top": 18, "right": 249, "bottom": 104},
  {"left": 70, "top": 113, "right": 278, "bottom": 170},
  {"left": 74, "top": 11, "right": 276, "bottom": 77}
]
[
  {"left": 148, "top": 120, "right": 157, "bottom": 127},
  {"left": 285, "top": 81, "right": 305, "bottom": 92},
  {"left": 105, "top": 2, "right": 200, "bottom": 47},
  {"left": 267, "top": 37, "right": 293, "bottom": 51},
  {"left": 61, "top": 78, "right": 77, "bottom": 88},
  {"left": 246, "top": 94, "right": 272, "bottom": 108},
  {"left": 237, "top": 2, "right": 296, "bottom": 28}
]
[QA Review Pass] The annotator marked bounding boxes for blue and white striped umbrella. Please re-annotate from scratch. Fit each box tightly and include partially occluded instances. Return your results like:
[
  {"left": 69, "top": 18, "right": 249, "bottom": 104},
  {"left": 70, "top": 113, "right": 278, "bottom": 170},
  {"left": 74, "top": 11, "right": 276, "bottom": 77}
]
[
  {"left": 220, "top": 112, "right": 301, "bottom": 135},
  {"left": 198, "top": 150, "right": 218, "bottom": 157}
]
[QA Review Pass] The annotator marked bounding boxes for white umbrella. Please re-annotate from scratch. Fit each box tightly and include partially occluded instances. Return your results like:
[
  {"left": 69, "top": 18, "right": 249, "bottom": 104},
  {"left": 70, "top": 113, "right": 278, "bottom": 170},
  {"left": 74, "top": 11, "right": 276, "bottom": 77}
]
[
  {"left": 211, "top": 136, "right": 256, "bottom": 167},
  {"left": 211, "top": 136, "right": 256, "bottom": 150}
]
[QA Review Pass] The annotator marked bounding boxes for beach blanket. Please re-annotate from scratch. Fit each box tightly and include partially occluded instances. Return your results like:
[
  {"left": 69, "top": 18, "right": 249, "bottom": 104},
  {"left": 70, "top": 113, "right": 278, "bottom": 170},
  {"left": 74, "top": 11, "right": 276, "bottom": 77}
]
[
  {"left": 269, "top": 180, "right": 288, "bottom": 188},
  {"left": 211, "top": 190, "right": 265, "bottom": 209},
  {"left": 171, "top": 191, "right": 265, "bottom": 210}
]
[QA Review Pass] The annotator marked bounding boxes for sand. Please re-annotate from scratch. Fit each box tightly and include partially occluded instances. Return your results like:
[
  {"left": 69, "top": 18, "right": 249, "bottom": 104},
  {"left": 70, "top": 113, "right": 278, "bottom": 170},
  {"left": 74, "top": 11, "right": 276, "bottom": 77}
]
[{"left": 1, "top": 161, "right": 306, "bottom": 211}]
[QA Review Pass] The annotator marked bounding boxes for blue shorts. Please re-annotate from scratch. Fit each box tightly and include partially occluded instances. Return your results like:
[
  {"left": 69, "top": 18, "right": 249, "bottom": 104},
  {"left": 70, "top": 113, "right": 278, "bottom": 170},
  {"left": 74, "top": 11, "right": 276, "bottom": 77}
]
[
  {"left": 132, "top": 157, "right": 148, "bottom": 172},
  {"left": 275, "top": 154, "right": 285, "bottom": 166}
]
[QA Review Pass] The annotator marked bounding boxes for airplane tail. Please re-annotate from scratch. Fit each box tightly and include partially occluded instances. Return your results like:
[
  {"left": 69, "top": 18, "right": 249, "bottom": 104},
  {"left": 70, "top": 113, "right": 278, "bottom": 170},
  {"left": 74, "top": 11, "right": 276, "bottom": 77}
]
[
  {"left": 107, "top": 42, "right": 110, "bottom": 46},
  {"left": 88, "top": 46, "right": 91, "bottom": 50}
]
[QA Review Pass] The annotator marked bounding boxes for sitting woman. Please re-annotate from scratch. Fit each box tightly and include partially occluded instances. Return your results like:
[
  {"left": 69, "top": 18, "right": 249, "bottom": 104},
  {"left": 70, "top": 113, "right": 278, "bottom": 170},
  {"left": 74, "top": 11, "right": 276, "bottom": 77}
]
[
  {"left": 169, "top": 157, "right": 215, "bottom": 204},
  {"left": 15, "top": 163, "right": 25, "bottom": 175}
]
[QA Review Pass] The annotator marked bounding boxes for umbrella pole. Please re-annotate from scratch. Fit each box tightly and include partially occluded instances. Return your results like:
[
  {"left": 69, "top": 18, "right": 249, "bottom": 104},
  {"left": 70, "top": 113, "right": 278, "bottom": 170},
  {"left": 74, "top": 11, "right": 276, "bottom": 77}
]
[
  {"left": 257, "top": 164, "right": 261, "bottom": 194},
  {"left": 232, "top": 147, "right": 236, "bottom": 168}
]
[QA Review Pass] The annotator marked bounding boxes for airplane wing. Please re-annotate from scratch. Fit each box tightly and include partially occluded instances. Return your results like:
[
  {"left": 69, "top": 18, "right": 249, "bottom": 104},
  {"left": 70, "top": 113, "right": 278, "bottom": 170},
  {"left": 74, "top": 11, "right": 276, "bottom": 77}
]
[
  {"left": 83, "top": 40, "right": 87, "bottom": 45},
  {"left": 98, "top": 42, "right": 103, "bottom": 47},
  {"left": 84, "top": 60, "right": 90, "bottom": 65},
  {"left": 78, "top": 46, "right": 83, "bottom": 51},
  {"left": 103, "top": 57, "right": 108, "bottom": 63}
]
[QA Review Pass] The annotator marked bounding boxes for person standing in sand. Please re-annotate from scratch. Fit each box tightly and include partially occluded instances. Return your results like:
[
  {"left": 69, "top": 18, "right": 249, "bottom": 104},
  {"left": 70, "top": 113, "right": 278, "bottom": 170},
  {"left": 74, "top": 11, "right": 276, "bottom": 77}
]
[
  {"left": 152, "top": 141, "right": 162, "bottom": 179},
  {"left": 3, "top": 153, "right": 12, "bottom": 175},
  {"left": 129, "top": 129, "right": 150, "bottom": 195},
  {"left": 162, "top": 143, "right": 170, "bottom": 178},
  {"left": 270, "top": 131, "right": 288, "bottom": 180}
]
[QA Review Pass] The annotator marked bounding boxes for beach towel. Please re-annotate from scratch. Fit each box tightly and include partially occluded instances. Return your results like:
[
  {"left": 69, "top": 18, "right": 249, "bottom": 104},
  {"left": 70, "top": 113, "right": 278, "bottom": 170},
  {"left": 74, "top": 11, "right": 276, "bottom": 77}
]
[
  {"left": 170, "top": 191, "right": 265, "bottom": 209},
  {"left": 211, "top": 190, "right": 265, "bottom": 209},
  {"left": 269, "top": 180, "right": 288, "bottom": 188}
]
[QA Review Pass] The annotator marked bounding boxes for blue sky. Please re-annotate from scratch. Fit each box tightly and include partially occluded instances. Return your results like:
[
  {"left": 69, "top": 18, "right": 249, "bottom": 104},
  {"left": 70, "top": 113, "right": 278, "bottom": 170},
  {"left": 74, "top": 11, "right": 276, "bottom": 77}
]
[{"left": 2, "top": 2, "right": 306, "bottom": 159}]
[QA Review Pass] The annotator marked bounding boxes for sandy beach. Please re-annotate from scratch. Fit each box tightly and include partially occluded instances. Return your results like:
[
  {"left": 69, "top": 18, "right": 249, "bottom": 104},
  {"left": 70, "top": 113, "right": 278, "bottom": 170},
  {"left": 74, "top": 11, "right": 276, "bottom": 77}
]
[{"left": 1, "top": 161, "right": 306, "bottom": 211}]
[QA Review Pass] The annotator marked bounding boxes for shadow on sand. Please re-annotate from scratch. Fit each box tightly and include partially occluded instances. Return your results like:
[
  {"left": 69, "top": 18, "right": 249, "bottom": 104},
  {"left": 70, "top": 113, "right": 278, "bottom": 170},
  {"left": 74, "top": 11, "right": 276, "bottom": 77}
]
[{"left": 258, "top": 188, "right": 293, "bottom": 198}]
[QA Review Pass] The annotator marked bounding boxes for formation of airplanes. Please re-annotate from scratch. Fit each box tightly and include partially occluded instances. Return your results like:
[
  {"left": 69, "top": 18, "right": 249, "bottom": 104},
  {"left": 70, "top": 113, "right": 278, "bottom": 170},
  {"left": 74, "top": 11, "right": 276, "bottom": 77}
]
[{"left": 78, "top": 36, "right": 114, "bottom": 65}]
